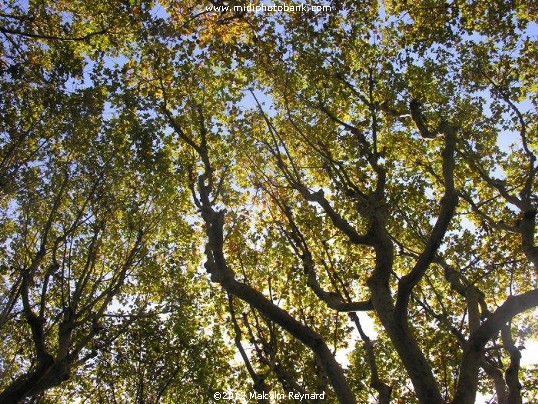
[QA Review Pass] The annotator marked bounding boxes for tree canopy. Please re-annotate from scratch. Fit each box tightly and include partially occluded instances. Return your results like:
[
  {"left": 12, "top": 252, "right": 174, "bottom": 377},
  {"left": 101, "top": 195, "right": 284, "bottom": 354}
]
[{"left": 1, "top": 1, "right": 537, "bottom": 403}]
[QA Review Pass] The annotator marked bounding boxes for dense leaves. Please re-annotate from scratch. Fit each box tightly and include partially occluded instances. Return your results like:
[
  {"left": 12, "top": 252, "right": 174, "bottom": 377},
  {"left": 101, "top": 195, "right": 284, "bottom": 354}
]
[{"left": 1, "top": 1, "right": 537, "bottom": 403}]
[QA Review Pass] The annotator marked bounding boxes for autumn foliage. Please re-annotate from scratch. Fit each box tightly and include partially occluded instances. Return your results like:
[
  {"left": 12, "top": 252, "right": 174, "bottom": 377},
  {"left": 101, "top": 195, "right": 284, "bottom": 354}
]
[{"left": 1, "top": 1, "right": 537, "bottom": 403}]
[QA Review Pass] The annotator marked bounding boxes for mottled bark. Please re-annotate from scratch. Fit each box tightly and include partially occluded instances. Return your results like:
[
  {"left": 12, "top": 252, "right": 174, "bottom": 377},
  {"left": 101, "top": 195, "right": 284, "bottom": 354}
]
[
  {"left": 501, "top": 325, "right": 522, "bottom": 404},
  {"left": 368, "top": 223, "right": 444, "bottom": 404},
  {"left": 453, "top": 289, "right": 538, "bottom": 403}
]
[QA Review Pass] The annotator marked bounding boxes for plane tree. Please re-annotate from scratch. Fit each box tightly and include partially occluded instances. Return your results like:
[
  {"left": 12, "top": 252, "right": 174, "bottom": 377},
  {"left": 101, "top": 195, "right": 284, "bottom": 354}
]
[{"left": 1, "top": 1, "right": 537, "bottom": 403}]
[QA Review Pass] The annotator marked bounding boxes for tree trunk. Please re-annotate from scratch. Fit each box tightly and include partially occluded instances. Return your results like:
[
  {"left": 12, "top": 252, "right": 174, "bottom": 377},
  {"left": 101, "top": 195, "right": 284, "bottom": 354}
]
[{"left": 0, "top": 359, "right": 69, "bottom": 403}]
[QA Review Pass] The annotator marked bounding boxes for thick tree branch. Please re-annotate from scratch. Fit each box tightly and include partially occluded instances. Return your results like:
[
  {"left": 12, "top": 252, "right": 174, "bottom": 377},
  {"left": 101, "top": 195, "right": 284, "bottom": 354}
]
[
  {"left": 501, "top": 324, "right": 522, "bottom": 404},
  {"left": 170, "top": 105, "right": 357, "bottom": 403},
  {"left": 396, "top": 122, "right": 458, "bottom": 316},
  {"left": 453, "top": 289, "right": 538, "bottom": 403}
]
